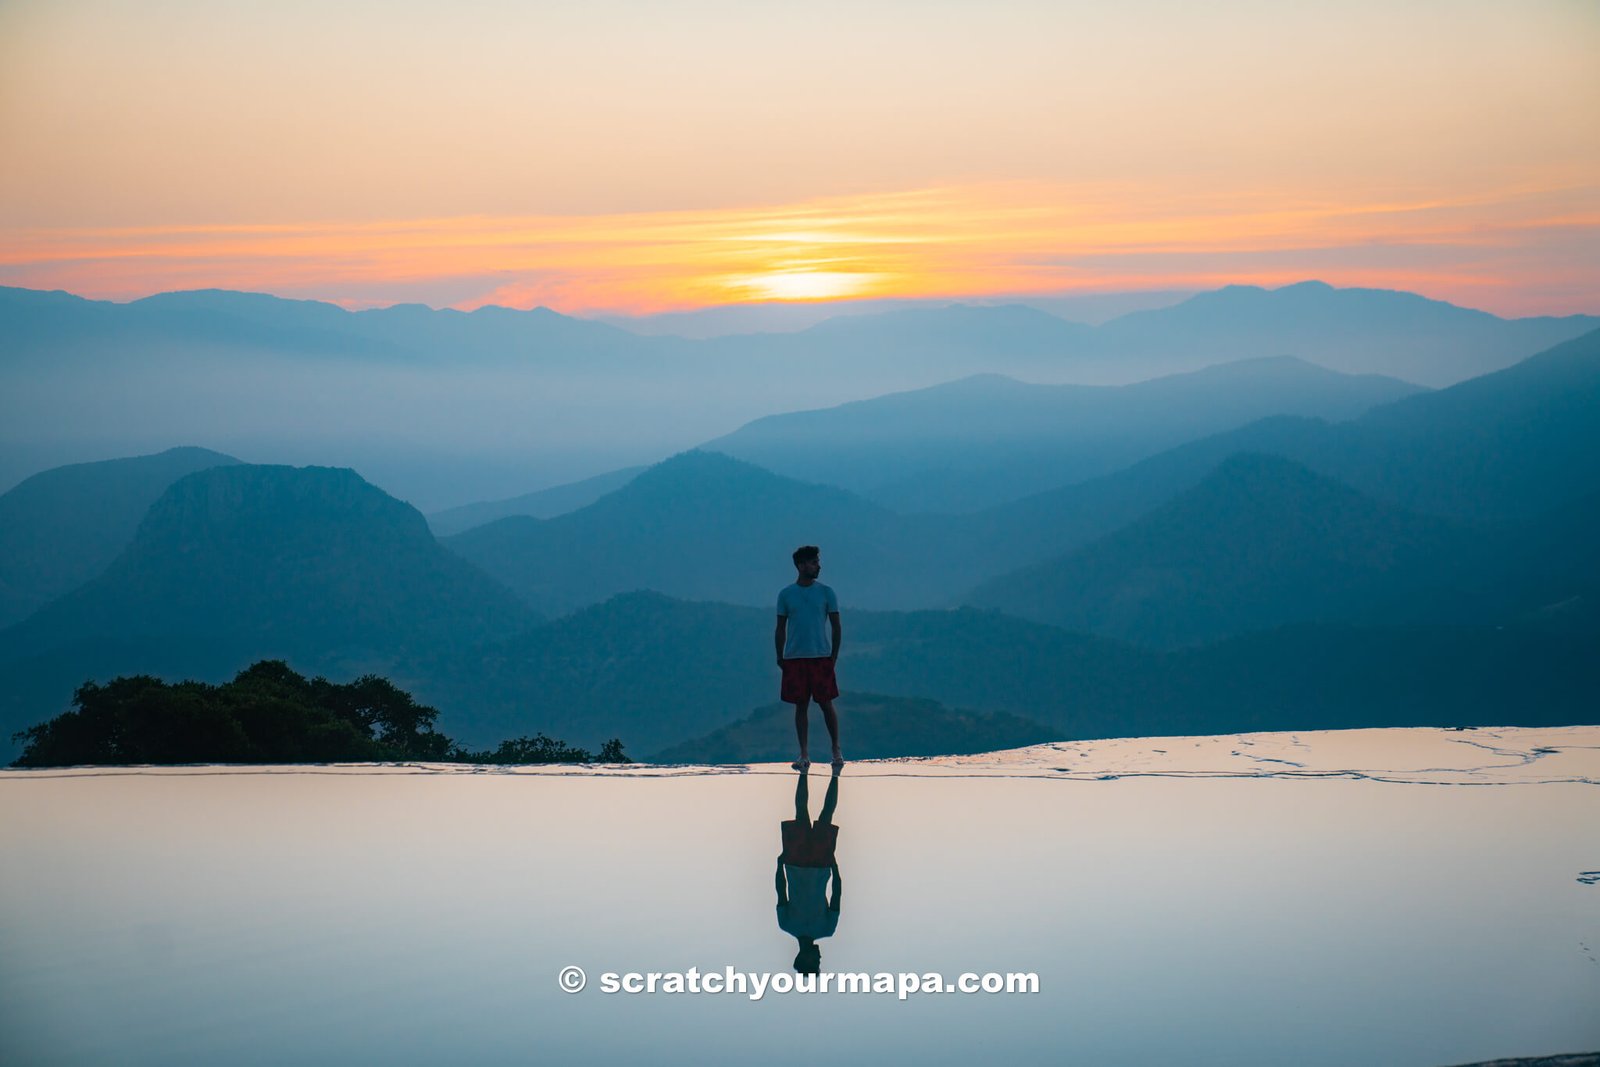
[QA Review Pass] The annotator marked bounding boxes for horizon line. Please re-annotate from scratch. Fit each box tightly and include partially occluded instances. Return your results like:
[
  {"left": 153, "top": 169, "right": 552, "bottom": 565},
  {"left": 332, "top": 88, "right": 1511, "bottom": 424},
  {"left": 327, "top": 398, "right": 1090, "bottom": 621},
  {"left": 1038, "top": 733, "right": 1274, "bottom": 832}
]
[{"left": 6, "top": 278, "right": 1598, "bottom": 324}]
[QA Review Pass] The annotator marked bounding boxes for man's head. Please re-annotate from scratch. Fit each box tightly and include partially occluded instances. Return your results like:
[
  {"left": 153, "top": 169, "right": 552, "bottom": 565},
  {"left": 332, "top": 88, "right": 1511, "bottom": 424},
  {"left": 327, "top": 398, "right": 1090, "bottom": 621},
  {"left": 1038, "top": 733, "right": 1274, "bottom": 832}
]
[
  {"left": 792, "top": 545, "right": 821, "bottom": 582},
  {"left": 793, "top": 937, "right": 821, "bottom": 974}
]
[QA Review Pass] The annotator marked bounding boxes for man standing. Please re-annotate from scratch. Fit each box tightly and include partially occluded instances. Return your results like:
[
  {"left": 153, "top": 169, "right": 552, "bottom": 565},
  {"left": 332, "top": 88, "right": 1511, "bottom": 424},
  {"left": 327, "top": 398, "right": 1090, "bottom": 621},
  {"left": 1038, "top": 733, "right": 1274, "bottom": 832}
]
[{"left": 775, "top": 545, "right": 842, "bottom": 771}]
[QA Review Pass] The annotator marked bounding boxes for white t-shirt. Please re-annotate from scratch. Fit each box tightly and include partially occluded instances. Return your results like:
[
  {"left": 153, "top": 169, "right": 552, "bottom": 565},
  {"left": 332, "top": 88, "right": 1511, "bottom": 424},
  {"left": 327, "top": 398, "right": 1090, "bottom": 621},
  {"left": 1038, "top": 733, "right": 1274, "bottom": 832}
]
[
  {"left": 777, "top": 582, "right": 839, "bottom": 659},
  {"left": 777, "top": 864, "right": 839, "bottom": 940}
]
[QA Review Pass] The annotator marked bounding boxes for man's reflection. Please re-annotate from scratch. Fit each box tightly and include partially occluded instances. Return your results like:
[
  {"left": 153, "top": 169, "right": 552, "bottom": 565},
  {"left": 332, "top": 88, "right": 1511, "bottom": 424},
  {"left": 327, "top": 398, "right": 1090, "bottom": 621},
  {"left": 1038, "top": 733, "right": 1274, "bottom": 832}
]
[{"left": 776, "top": 767, "right": 841, "bottom": 974}]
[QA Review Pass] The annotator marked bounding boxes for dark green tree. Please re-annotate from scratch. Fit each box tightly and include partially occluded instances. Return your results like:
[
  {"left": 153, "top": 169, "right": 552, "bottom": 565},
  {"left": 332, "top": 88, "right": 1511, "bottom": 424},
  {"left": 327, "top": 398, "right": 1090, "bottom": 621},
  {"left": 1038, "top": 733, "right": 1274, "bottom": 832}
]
[{"left": 11, "top": 661, "right": 625, "bottom": 768}]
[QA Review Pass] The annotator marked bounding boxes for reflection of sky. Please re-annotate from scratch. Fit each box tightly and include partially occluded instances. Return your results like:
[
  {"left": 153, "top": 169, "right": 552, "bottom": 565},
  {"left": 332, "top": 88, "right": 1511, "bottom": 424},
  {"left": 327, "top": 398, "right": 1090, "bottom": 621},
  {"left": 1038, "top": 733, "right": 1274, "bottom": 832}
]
[{"left": 2, "top": 727, "right": 1598, "bottom": 1066}]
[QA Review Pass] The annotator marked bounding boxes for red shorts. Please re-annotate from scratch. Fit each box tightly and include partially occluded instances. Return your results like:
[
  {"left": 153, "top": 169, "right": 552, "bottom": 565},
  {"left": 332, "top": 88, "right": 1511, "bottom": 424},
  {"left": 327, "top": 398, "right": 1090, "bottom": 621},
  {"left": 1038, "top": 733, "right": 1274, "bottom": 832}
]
[
  {"left": 780, "top": 657, "right": 839, "bottom": 704},
  {"left": 781, "top": 819, "right": 839, "bottom": 867}
]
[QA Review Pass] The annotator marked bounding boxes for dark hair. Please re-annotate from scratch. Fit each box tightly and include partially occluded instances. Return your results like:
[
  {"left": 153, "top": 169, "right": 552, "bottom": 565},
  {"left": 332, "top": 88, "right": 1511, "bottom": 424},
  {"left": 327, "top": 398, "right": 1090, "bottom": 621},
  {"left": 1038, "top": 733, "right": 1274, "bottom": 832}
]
[
  {"left": 793, "top": 942, "right": 821, "bottom": 974},
  {"left": 792, "top": 545, "right": 820, "bottom": 566}
]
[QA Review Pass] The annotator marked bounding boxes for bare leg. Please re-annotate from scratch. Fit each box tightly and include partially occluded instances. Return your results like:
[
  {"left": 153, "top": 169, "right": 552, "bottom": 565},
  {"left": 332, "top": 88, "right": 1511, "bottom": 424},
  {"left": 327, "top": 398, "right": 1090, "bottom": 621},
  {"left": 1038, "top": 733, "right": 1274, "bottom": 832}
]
[
  {"left": 816, "top": 771, "right": 839, "bottom": 826},
  {"left": 793, "top": 697, "right": 811, "bottom": 767},
  {"left": 818, "top": 697, "right": 842, "bottom": 764},
  {"left": 794, "top": 769, "right": 810, "bottom": 823}
]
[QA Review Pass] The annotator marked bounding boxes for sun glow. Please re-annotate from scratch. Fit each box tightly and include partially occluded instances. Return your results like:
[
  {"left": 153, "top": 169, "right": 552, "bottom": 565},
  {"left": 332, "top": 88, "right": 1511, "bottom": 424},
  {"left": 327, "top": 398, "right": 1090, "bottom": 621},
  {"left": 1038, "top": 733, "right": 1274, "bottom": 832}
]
[
  {"left": 725, "top": 270, "right": 884, "bottom": 302},
  {"left": 2, "top": 179, "right": 1596, "bottom": 317}
]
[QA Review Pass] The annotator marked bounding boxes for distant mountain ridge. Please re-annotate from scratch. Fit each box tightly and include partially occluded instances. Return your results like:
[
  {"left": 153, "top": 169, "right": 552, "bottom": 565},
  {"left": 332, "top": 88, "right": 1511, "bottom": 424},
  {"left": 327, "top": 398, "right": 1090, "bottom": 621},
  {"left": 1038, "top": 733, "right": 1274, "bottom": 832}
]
[
  {"left": 5, "top": 462, "right": 536, "bottom": 658},
  {"left": 1095, "top": 280, "right": 1599, "bottom": 384},
  {"left": 705, "top": 355, "right": 1425, "bottom": 513},
  {"left": 433, "top": 354, "right": 1418, "bottom": 526},
  {"left": 5, "top": 279, "right": 1595, "bottom": 506},
  {"left": 965, "top": 453, "right": 1466, "bottom": 646},
  {"left": 0, "top": 446, "right": 242, "bottom": 627},
  {"left": 426, "top": 465, "right": 647, "bottom": 536},
  {"left": 1077, "top": 325, "right": 1600, "bottom": 526},
  {"left": 0, "top": 463, "right": 538, "bottom": 756},
  {"left": 0, "top": 285, "right": 642, "bottom": 367},
  {"left": 444, "top": 330, "right": 1600, "bottom": 616},
  {"left": 443, "top": 450, "right": 929, "bottom": 614},
  {"left": 599, "top": 289, "right": 1196, "bottom": 337}
]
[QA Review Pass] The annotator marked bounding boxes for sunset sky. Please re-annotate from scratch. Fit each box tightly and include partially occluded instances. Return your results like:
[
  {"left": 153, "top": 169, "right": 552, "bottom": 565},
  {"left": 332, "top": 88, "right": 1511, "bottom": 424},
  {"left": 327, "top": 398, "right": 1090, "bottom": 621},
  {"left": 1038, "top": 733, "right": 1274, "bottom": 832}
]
[{"left": 1, "top": 0, "right": 1596, "bottom": 316}]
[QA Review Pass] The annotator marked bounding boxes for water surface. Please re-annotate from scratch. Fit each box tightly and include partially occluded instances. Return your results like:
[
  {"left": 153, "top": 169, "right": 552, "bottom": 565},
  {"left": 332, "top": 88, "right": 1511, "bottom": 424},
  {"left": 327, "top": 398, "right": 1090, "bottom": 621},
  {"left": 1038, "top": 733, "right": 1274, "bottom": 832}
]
[{"left": 3, "top": 726, "right": 1597, "bottom": 1066}]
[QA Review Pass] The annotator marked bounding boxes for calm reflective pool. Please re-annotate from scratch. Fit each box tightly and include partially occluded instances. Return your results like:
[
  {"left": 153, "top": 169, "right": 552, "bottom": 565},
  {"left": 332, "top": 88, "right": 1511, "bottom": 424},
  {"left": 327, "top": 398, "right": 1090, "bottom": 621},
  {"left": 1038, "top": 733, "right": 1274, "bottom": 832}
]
[{"left": 2, "top": 727, "right": 1598, "bottom": 1066}]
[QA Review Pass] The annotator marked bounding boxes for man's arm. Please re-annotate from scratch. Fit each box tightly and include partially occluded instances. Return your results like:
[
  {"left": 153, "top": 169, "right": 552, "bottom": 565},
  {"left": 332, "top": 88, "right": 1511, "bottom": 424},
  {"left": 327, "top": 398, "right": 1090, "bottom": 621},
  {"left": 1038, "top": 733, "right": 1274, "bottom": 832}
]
[
  {"left": 828, "top": 861, "right": 842, "bottom": 912},
  {"left": 775, "top": 616, "right": 787, "bottom": 667},
  {"left": 775, "top": 857, "right": 788, "bottom": 905},
  {"left": 828, "top": 612, "right": 842, "bottom": 662}
]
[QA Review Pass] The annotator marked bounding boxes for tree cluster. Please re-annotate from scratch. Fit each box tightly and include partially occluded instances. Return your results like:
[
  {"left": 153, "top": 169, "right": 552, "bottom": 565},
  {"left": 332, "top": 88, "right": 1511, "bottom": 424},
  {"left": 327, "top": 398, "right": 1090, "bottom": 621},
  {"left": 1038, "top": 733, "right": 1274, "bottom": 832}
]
[{"left": 10, "top": 660, "right": 627, "bottom": 768}]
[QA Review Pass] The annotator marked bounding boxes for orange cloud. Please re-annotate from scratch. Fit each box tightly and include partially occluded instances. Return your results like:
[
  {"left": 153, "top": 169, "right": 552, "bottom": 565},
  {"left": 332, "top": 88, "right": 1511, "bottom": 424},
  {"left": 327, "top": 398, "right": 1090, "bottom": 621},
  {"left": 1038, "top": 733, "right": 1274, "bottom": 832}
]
[{"left": 2, "top": 179, "right": 1596, "bottom": 317}]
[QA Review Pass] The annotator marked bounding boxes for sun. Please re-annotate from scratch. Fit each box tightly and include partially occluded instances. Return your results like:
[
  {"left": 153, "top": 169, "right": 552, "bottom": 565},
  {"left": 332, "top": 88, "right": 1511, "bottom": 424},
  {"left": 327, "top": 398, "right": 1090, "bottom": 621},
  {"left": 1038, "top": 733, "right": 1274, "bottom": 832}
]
[{"left": 727, "top": 270, "right": 882, "bottom": 302}]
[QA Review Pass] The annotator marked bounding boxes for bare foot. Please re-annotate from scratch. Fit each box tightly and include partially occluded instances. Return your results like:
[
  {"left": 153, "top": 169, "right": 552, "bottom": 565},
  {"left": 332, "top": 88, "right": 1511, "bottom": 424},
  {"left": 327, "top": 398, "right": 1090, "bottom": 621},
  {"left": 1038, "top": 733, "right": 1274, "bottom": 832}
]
[
  {"left": 831, "top": 751, "right": 845, "bottom": 770},
  {"left": 791, "top": 759, "right": 810, "bottom": 772}
]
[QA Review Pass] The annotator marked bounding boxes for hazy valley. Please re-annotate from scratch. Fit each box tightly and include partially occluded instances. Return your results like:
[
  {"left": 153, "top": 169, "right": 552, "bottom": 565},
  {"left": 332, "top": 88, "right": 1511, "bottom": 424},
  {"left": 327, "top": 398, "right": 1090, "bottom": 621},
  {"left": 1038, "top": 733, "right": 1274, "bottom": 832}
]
[{"left": 2, "top": 285, "right": 1596, "bottom": 762}]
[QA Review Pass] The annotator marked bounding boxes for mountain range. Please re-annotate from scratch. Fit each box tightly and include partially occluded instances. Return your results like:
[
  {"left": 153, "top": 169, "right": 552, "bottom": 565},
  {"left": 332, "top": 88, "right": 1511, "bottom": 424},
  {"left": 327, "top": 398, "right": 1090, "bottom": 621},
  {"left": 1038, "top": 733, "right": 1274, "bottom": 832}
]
[
  {"left": 2, "top": 456, "right": 1594, "bottom": 760},
  {"left": 0, "top": 446, "right": 241, "bottom": 627},
  {"left": 704, "top": 355, "right": 1423, "bottom": 513},
  {"left": 967, "top": 453, "right": 1464, "bottom": 647},
  {"left": 1, "top": 321, "right": 1596, "bottom": 762},
  {"left": 0, "top": 464, "right": 537, "bottom": 756},
  {"left": 442, "top": 451, "right": 938, "bottom": 614},
  {"left": 595, "top": 289, "right": 1197, "bottom": 337},
  {"left": 6, "top": 280, "right": 1595, "bottom": 509},
  {"left": 970, "top": 456, "right": 1600, "bottom": 648},
  {"left": 426, "top": 465, "right": 647, "bottom": 537},
  {"left": 440, "top": 329, "right": 1600, "bottom": 617},
  {"left": 1087, "top": 280, "right": 1595, "bottom": 384}
]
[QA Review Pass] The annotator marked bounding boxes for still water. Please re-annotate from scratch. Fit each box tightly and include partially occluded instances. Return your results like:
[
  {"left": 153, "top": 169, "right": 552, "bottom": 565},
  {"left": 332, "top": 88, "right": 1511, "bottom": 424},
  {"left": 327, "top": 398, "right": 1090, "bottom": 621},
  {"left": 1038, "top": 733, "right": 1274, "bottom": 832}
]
[{"left": 2, "top": 726, "right": 1597, "bottom": 1066}]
